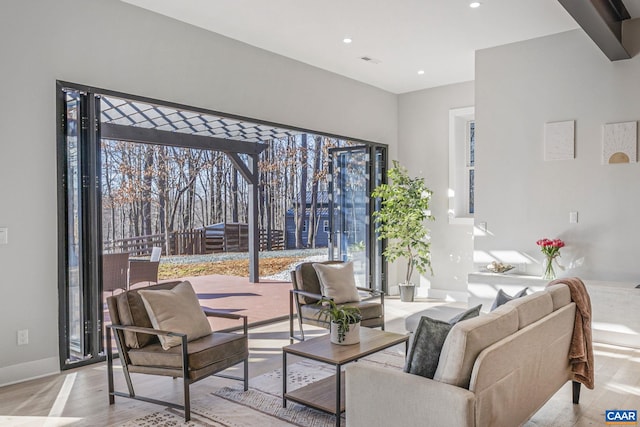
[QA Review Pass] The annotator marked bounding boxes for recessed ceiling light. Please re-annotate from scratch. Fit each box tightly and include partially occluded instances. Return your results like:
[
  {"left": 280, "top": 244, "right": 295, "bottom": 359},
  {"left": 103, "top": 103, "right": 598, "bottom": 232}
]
[
  {"left": 343, "top": 37, "right": 353, "bottom": 44},
  {"left": 469, "top": 2, "right": 481, "bottom": 8},
  {"left": 417, "top": 70, "right": 425, "bottom": 75}
]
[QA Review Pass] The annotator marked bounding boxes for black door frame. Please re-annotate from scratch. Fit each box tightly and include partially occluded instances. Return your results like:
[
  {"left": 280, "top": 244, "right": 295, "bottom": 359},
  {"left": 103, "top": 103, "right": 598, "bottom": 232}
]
[{"left": 328, "top": 145, "right": 387, "bottom": 293}]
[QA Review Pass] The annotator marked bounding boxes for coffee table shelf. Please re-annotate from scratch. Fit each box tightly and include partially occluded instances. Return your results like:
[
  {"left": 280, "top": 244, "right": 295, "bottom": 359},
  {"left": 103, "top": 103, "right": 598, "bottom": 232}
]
[{"left": 284, "top": 374, "right": 344, "bottom": 414}]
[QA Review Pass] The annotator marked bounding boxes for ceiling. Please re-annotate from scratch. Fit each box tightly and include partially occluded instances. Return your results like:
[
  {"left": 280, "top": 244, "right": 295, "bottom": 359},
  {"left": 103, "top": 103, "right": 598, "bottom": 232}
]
[{"left": 122, "top": 0, "right": 639, "bottom": 94}]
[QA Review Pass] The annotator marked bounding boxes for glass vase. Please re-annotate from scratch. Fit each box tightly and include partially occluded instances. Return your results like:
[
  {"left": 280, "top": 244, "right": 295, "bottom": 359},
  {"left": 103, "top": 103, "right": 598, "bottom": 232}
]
[{"left": 542, "top": 255, "right": 556, "bottom": 280}]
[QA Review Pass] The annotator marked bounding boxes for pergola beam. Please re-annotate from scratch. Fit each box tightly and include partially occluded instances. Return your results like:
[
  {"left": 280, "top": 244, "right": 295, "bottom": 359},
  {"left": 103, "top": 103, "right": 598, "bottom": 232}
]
[{"left": 101, "top": 123, "right": 268, "bottom": 155}]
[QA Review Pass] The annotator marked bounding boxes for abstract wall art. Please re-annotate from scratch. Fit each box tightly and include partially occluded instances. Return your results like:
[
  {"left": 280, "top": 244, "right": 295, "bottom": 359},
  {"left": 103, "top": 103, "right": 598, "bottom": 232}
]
[
  {"left": 544, "top": 120, "right": 575, "bottom": 161},
  {"left": 602, "top": 121, "right": 637, "bottom": 164}
]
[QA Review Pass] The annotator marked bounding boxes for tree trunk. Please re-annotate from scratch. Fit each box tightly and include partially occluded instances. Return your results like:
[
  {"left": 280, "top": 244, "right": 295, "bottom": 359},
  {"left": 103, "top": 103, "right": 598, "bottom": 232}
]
[
  {"left": 308, "top": 136, "right": 322, "bottom": 248},
  {"left": 142, "top": 145, "right": 154, "bottom": 236},
  {"left": 296, "top": 134, "right": 308, "bottom": 249}
]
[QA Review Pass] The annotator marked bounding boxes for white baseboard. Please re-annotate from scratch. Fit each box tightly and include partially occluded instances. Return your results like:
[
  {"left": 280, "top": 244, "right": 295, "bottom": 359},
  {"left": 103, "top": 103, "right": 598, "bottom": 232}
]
[
  {"left": 0, "top": 357, "right": 59, "bottom": 387},
  {"left": 427, "top": 288, "right": 469, "bottom": 302}
]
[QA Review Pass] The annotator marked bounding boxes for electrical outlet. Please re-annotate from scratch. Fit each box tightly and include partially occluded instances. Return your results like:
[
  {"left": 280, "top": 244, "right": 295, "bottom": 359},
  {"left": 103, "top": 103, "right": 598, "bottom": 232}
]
[{"left": 17, "top": 329, "right": 28, "bottom": 345}]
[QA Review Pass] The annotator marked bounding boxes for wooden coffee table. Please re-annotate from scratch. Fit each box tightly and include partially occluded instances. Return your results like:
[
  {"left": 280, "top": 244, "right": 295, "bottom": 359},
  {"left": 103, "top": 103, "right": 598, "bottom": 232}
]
[{"left": 282, "top": 328, "right": 408, "bottom": 427}]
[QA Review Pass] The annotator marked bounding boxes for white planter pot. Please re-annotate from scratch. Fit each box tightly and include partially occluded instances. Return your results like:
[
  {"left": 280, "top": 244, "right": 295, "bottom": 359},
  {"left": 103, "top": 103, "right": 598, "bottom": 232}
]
[{"left": 330, "top": 321, "right": 360, "bottom": 345}]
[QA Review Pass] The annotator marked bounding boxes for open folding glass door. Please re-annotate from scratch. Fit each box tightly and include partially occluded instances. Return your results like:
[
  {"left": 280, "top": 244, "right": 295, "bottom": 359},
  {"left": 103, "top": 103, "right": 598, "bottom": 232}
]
[
  {"left": 328, "top": 145, "right": 386, "bottom": 292},
  {"left": 57, "top": 84, "right": 104, "bottom": 369}
]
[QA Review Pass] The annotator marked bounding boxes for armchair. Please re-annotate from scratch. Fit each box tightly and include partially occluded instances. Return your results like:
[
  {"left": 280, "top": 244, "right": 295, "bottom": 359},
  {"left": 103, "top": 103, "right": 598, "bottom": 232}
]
[
  {"left": 106, "top": 281, "right": 248, "bottom": 421},
  {"left": 289, "top": 261, "right": 384, "bottom": 342},
  {"left": 128, "top": 259, "right": 160, "bottom": 287}
]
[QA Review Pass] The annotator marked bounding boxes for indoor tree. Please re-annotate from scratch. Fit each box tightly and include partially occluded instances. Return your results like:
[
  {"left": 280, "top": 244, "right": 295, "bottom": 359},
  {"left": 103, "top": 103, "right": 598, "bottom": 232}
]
[{"left": 372, "top": 161, "right": 434, "bottom": 300}]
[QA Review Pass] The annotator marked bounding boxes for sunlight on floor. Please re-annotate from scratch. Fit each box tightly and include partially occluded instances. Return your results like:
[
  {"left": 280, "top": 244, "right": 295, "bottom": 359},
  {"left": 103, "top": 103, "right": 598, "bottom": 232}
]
[
  {"left": 0, "top": 416, "right": 82, "bottom": 426},
  {"left": 48, "top": 373, "right": 76, "bottom": 418},
  {"left": 606, "top": 382, "right": 640, "bottom": 397}
]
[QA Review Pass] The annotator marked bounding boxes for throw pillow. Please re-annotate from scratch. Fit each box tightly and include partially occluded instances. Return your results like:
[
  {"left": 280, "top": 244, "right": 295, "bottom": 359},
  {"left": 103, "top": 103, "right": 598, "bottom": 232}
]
[
  {"left": 312, "top": 261, "right": 360, "bottom": 304},
  {"left": 490, "top": 287, "right": 529, "bottom": 311},
  {"left": 138, "top": 280, "right": 212, "bottom": 350},
  {"left": 404, "top": 305, "right": 482, "bottom": 379}
]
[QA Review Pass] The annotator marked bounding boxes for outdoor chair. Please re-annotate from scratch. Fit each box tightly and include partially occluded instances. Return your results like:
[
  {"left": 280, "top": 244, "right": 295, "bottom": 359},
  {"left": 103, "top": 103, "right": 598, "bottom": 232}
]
[
  {"left": 102, "top": 252, "right": 130, "bottom": 294},
  {"left": 289, "top": 261, "right": 384, "bottom": 342},
  {"left": 128, "top": 259, "right": 160, "bottom": 287},
  {"left": 106, "top": 280, "right": 249, "bottom": 421}
]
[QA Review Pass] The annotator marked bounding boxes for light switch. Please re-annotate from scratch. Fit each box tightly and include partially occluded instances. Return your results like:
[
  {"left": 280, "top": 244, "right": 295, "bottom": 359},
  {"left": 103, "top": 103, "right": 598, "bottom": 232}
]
[
  {"left": 0, "top": 227, "right": 7, "bottom": 245},
  {"left": 569, "top": 212, "right": 578, "bottom": 224}
]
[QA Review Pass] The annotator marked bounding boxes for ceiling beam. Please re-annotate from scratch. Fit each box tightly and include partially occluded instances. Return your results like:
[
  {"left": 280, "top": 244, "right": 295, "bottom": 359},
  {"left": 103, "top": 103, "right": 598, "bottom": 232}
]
[
  {"left": 101, "top": 123, "right": 268, "bottom": 155},
  {"left": 558, "top": 0, "right": 631, "bottom": 61}
]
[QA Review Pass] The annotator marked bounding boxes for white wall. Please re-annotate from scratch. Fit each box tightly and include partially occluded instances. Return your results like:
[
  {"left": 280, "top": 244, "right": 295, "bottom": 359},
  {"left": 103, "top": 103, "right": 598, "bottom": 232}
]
[
  {"left": 475, "top": 25, "right": 640, "bottom": 281},
  {"left": 0, "top": 0, "right": 397, "bottom": 385},
  {"left": 397, "top": 82, "right": 475, "bottom": 300}
]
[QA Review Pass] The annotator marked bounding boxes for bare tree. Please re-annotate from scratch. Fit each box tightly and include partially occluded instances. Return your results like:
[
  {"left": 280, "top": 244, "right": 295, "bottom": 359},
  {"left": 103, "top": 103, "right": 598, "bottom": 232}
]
[{"left": 295, "top": 134, "right": 308, "bottom": 248}]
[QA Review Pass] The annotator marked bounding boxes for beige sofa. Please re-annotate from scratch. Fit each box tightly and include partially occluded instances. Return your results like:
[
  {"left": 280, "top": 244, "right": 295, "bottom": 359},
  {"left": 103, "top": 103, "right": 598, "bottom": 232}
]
[{"left": 346, "top": 283, "right": 580, "bottom": 427}]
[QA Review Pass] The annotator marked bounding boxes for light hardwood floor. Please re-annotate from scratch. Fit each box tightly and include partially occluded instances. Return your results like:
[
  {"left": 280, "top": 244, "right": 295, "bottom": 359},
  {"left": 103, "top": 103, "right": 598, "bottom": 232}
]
[{"left": 1, "top": 299, "right": 638, "bottom": 426}]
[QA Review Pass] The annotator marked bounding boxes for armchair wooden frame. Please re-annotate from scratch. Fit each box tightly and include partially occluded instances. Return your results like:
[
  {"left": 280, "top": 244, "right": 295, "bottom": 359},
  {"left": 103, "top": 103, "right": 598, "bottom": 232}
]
[
  {"left": 289, "top": 269, "right": 385, "bottom": 342},
  {"left": 106, "top": 308, "right": 248, "bottom": 422}
]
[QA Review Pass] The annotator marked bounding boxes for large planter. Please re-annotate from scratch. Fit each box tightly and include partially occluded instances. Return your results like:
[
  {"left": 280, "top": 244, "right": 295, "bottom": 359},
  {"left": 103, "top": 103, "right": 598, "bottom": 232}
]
[
  {"left": 399, "top": 284, "right": 416, "bottom": 302},
  {"left": 330, "top": 321, "right": 360, "bottom": 345}
]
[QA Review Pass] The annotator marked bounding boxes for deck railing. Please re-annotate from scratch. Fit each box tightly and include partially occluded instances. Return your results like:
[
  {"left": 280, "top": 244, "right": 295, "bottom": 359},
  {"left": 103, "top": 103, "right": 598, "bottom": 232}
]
[{"left": 104, "top": 225, "right": 284, "bottom": 256}]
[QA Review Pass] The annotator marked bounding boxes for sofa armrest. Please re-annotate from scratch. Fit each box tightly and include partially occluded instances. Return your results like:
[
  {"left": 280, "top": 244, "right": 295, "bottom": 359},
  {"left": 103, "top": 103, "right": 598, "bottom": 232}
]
[{"left": 346, "top": 364, "right": 475, "bottom": 427}]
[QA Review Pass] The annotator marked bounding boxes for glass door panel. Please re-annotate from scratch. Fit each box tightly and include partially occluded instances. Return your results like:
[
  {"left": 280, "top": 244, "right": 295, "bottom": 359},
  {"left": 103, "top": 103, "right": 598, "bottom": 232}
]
[
  {"left": 58, "top": 85, "right": 103, "bottom": 369},
  {"left": 64, "top": 91, "right": 84, "bottom": 358},
  {"left": 329, "top": 146, "right": 370, "bottom": 288}
]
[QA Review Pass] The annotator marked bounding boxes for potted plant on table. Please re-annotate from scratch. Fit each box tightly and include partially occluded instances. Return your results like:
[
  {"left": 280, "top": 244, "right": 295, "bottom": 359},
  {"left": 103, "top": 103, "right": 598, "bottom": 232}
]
[
  {"left": 371, "top": 160, "right": 434, "bottom": 302},
  {"left": 318, "top": 299, "right": 362, "bottom": 345}
]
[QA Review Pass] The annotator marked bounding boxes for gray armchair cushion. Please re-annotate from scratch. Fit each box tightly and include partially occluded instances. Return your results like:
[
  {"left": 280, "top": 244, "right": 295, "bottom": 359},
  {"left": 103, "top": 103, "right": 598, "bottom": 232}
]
[
  {"left": 404, "top": 305, "right": 482, "bottom": 379},
  {"left": 127, "top": 331, "right": 247, "bottom": 371},
  {"left": 300, "top": 300, "right": 383, "bottom": 323}
]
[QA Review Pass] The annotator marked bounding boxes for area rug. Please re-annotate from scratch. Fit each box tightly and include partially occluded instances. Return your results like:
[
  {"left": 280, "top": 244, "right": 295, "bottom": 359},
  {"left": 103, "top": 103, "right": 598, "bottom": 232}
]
[{"left": 120, "top": 347, "right": 404, "bottom": 427}]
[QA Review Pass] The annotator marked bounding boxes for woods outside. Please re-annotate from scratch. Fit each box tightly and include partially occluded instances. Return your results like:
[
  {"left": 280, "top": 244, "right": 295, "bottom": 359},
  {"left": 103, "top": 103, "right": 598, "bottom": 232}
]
[{"left": 101, "top": 134, "right": 356, "bottom": 255}]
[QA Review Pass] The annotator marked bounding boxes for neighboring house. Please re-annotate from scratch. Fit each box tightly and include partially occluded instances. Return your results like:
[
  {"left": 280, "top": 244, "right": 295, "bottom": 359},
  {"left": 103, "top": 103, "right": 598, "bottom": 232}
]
[{"left": 285, "top": 191, "right": 330, "bottom": 249}]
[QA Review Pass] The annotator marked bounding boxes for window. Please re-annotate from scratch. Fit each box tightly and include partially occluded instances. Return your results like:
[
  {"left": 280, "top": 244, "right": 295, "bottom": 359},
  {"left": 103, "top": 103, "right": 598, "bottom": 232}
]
[
  {"left": 323, "top": 220, "right": 329, "bottom": 233},
  {"left": 448, "top": 106, "right": 475, "bottom": 224},
  {"left": 302, "top": 220, "right": 308, "bottom": 233}
]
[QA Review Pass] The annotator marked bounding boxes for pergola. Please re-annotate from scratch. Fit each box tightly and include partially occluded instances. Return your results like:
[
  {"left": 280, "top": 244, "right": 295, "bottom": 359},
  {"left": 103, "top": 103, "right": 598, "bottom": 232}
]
[{"left": 99, "top": 95, "right": 301, "bottom": 282}]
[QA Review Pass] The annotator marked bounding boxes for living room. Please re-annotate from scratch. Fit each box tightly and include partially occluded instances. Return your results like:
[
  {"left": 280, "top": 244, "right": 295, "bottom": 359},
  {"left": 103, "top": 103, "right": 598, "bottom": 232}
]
[{"left": 1, "top": 0, "right": 639, "bottom": 425}]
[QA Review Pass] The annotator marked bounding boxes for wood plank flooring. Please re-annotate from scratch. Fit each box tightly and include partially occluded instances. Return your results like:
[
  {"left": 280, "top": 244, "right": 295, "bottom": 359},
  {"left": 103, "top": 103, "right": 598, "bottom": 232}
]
[{"left": 1, "top": 299, "right": 638, "bottom": 426}]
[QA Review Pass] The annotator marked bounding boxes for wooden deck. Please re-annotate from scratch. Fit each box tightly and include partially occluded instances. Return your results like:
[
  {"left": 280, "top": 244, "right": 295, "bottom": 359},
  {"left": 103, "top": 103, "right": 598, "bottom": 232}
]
[{"left": 125, "top": 274, "right": 293, "bottom": 331}]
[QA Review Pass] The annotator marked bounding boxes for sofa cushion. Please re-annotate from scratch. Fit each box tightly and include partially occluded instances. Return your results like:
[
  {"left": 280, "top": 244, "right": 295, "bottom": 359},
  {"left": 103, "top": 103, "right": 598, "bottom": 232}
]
[
  {"left": 509, "top": 291, "right": 553, "bottom": 329},
  {"left": 404, "top": 305, "right": 481, "bottom": 379},
  {"left": 490, "top": 287, "right": 528, "bottom": 311},
  {"left": 434, "top": 303, "right": 519, "bottom": 389},
  {"left": 139, "top": 281, "right": 212, "bottom": 350},
  {"left": 546, "top": 283, "right": 572, "bottom": 311}
]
